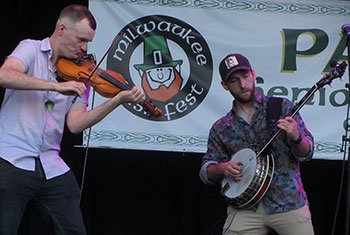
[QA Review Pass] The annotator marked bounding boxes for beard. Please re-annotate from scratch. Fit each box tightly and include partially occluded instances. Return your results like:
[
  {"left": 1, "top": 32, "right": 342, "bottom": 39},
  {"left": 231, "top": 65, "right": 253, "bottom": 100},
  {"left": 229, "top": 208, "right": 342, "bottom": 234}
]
[
  {"left": 232, "top": 88, "right": 255, "bottom": 104},
  {"left": 142, "top": 69, "right": 183, "bottom": 102}
]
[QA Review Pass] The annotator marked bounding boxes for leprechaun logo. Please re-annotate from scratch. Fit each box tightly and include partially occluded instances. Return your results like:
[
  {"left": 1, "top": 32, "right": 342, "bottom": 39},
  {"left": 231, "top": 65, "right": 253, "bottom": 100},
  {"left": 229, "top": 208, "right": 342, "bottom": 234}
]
[
  {"left": 107, "top": 15, "right": 213, "bottom": 121},
  {"left": 134, "top": 36, "right": 183, "bottom": 102}
]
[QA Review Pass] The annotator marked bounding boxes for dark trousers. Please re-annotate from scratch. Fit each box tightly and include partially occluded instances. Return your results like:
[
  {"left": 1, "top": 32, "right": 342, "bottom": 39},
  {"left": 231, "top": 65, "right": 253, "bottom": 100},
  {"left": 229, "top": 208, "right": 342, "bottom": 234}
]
[{"left": 0, "top": 157, "right": 86, "bottom": 235}]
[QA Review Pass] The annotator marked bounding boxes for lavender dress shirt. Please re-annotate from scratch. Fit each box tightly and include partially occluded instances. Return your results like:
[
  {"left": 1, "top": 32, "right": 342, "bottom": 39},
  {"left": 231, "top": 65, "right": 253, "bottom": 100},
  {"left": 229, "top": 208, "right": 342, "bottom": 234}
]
[{"left": 0, "top": 38, "right": 89, "bottom": 179}]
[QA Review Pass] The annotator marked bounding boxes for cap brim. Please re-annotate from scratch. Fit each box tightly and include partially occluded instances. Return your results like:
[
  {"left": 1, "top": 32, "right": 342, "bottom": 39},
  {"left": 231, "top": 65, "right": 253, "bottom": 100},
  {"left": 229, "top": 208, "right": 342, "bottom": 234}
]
[{"left": 224, "top": 66, "right": 251, "bottom": 80}]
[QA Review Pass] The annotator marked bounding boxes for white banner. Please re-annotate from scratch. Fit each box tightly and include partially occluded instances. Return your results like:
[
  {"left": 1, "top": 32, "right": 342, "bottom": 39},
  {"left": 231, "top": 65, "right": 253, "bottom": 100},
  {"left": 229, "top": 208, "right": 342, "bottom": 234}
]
[{"left": 86, "top": 0, "right": 350, "bottom": 160}]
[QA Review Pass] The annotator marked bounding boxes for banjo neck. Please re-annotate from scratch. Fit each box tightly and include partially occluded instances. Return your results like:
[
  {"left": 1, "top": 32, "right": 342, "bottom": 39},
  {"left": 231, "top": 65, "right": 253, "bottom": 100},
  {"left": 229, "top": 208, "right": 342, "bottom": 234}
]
[
  {"left": 257, "top": 83, "right": 321, "bottom": 157},
  {"left": 258, "top": 61, "right": 347, "bottom": 157}
]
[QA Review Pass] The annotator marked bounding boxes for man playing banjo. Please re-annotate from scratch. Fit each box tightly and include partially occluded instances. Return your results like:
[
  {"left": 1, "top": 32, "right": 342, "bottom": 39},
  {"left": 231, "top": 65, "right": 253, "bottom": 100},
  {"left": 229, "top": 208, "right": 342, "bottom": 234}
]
[{"left": 199, "top": 53, "right": 315, "bottom": 235}]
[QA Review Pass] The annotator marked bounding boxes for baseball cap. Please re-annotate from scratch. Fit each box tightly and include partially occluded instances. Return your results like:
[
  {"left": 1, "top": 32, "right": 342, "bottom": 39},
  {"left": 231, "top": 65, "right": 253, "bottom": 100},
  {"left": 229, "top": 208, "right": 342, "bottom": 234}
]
[{"left": 219, "top": 53, "right": 252, "bottom": 81}]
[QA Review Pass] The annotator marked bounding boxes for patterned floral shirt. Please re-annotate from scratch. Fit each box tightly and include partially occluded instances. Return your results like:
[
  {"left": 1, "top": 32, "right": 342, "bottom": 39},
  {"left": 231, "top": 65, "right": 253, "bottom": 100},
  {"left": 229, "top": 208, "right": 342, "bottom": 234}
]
[{"left": 199, "top": 92, "right": 314, "bottom": 213}]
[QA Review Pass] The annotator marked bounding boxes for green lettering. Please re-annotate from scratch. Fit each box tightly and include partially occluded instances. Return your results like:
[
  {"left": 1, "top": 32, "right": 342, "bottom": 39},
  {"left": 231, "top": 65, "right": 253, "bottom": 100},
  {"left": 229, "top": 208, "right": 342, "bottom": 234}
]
[
  {"left": 267, "top": 86, "right": 288, "bottom": 97},
  {"left": 281, "top": 29, "right": 328, "bottom": 73},
  {"left": 329, "top": 89, "right": 349, "bottom": 107},
  {"left": 291, "top": 87, "right": 314, "bottom": 105}
]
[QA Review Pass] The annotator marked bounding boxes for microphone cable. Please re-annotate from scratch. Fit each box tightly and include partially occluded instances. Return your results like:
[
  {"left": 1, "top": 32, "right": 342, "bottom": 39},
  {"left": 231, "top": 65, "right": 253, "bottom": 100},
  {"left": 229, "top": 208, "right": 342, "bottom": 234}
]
[
  {"left": 211, "top": 209, "right": 237, "bottom": 235},
  {"left": 79, "top": 89, "right": 96, "bottom": 203}
]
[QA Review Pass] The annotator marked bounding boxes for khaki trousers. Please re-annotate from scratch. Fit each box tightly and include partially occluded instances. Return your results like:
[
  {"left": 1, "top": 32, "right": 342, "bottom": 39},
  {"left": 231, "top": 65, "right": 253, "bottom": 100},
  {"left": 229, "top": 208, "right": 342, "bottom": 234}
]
[{"left": 223, "top": 202, "right": 314, "bottom": 235}]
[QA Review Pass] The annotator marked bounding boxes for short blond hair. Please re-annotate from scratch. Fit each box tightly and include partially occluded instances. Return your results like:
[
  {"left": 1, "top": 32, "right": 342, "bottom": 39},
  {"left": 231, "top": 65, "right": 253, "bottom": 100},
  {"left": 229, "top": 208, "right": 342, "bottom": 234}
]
[{"left": 58, "top": 4, "right": 96, "bottom": 30}]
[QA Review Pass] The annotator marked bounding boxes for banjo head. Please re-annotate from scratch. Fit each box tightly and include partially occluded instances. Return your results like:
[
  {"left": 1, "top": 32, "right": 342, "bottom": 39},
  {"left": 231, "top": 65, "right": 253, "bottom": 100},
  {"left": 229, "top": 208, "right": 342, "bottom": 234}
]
[{"left": 221, "top": 148, "right": 257, "bottom": 198}]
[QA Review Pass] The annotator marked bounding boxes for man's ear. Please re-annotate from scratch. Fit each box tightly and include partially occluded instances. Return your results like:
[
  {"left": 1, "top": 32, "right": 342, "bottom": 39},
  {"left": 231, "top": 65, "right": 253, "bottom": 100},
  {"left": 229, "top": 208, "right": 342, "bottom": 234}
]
[
  {"left": 57, "top": 23, "right": 67, "bottom": 37},
  {"left": 221, "top": 80, "right": 229, "bottom": 91},
  {"left": 251, "top": 70, "right": 256, "bottom": 81}
]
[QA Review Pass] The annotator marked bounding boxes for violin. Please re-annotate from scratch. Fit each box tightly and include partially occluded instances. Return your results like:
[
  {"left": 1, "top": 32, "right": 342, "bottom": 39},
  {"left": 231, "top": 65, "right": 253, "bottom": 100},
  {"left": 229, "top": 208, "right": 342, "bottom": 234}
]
[{"left": 56, "top": 54, "right": 162, "bottom": 118}]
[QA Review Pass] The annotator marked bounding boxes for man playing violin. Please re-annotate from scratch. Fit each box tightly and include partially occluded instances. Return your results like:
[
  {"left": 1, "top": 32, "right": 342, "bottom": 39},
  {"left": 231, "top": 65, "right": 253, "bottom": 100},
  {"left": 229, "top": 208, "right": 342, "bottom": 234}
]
[
  {"left": 0, "top": 4, "right": 145, "bottom": 234},
  {"left": 199, "top": 53, "right": 314, "bottom": 235}
]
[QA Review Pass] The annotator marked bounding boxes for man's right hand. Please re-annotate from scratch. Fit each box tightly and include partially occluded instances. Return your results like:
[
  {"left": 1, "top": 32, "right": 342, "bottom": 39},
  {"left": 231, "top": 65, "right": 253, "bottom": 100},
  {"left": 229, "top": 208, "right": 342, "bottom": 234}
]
[
  {"left": 218, "top": 161, "right": 243, "bottom": 182},
  {"left": 207, "top": 161, "right": 243, "bottom": 183}
]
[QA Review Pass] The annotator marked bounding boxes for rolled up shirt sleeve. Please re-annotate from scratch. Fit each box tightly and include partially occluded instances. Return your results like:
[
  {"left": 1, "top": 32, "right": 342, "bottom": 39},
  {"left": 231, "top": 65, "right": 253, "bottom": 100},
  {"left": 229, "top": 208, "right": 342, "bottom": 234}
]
[
  {"left": 199, "top": 121, "right": 230, "bottom": 185},
  {"left": 199, "top": 160, "right": 219, "bottom": 185}
]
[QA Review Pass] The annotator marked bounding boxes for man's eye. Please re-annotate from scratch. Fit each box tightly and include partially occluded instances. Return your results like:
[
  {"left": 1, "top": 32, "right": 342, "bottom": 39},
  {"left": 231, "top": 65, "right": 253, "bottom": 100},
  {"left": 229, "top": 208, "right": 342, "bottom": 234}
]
[{"left": 78, "top": 38, "right": 86, "bottom": 43}]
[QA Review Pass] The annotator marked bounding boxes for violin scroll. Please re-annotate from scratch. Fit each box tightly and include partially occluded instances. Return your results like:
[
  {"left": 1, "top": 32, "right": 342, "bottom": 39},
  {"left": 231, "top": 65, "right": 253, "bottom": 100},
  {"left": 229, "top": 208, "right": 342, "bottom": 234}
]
[{"left": 143, "top": 100, "right": 162, "bottom": 118}]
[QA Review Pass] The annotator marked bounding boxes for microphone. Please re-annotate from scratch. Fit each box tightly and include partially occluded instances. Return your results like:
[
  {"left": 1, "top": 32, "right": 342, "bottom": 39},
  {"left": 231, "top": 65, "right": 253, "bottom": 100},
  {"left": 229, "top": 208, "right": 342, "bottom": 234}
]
[{"left": 342, "top": 23, "right": 350, "bottom": 36}]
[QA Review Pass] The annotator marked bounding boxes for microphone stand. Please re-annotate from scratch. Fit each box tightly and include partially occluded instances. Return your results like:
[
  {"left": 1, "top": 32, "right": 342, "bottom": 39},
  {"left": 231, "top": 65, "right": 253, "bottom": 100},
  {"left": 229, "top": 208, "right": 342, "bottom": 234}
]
[{"left": 342, "top": 32, "right": 350, "bottom": 235}]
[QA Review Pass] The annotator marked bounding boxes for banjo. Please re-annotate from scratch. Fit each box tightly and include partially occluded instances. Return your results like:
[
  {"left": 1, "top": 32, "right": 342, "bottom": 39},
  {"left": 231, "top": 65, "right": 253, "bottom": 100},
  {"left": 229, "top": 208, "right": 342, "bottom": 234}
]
[{"left": 220, "top": 61, "right": 347, "bottom": 209}]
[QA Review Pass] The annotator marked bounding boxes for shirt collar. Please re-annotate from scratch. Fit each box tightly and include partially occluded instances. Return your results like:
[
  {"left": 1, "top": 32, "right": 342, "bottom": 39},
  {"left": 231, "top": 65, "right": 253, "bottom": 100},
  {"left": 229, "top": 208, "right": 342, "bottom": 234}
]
[
  {"left": 41, "top": 37, "right": 55, "bottom": 72},
  {"left": 41, "top": 37, "right": 54, "bottom": 60},
  {"left": 41, "top": 37, "right": 52, "bottom": 53},
  {"left": 232, "top": 91, "right": 265, "bottom": 113},
  {"left": 255, "top": 92, "right": 264, "bottom": 105}
]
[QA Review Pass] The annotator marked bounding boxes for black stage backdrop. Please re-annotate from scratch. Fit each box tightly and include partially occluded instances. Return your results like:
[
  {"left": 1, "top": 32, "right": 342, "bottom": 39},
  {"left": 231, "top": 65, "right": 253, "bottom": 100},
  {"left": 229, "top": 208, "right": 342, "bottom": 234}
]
[{"left": 0, "top": 1, "right": 348, "bottom": 234}]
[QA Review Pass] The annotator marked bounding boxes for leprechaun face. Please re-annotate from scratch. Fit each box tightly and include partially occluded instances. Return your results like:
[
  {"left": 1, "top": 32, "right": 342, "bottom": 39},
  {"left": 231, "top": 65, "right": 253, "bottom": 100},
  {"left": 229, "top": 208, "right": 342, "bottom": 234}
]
[
  {"left": 141, "top": 65, "right": 183, "bottom": 102},
  {"left": 146, "top": 66, "right": 175, "bottom": 89}
]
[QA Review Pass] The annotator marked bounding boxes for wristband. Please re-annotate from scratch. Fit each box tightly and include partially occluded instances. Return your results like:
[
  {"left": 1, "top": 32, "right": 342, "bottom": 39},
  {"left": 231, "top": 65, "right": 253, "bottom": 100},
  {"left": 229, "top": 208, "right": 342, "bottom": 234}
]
[{"left": 291, "top": 134, "right": 302, "bottom": 145}]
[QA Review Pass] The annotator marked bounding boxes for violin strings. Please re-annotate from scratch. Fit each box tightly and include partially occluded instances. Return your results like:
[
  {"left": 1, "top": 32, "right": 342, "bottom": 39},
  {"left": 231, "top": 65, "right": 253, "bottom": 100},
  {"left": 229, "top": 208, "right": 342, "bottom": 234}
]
[
  {"left": 85, "top": 31, "right": 124, "bottom": 85},
  {"left": 98, "top": 70, "right": 131, "bottom": 91}
]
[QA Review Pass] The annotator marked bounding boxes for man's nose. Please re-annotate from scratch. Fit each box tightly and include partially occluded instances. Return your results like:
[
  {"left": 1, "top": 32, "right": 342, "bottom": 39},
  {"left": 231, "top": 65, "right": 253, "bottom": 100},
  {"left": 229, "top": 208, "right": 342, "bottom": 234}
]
[
  {"left": 240, "top": 78, "right": 246, "bottom": 88},
  {"left": 80, "top": 43, "right": 88, "bottom": 54}
]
